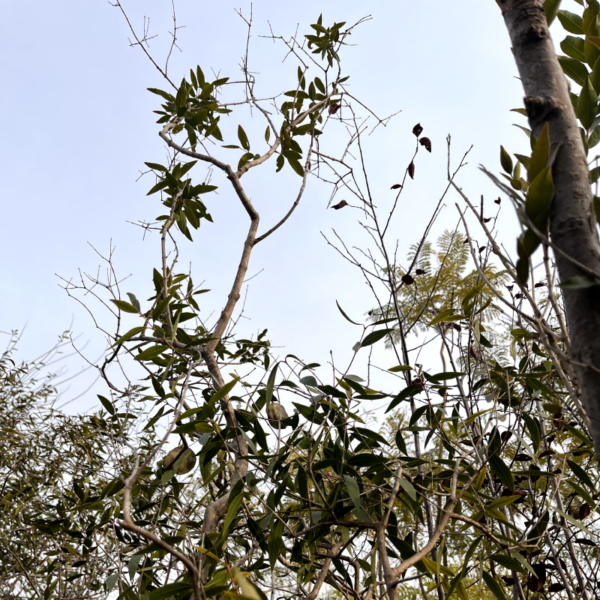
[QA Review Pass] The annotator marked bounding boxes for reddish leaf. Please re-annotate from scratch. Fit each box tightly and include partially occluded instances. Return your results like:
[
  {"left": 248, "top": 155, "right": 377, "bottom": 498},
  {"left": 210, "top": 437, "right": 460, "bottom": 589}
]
[
  {"left": 539, "top": 449, "right": 556, "bottom": 458},
  {"left": 575, "top": 536, "right": 595, "bottom": 545},
  {"left": 419, "top": 137, "right": 432, "bottom": 152},
  {"left": 535, "top": 281, "right": 546, "bottom": 288},
  {"left": 501, "top": 431, "right": 513, "bottom": 443},
  {"left": 328, "top": 103, "right": 340, "bottom": 115},
  {"left": 502, "top": 577, "right": 515, "bottom": 585},
  {"left": 548, "top": 583, "right": 565, "bottom": 592},
  {"left": 415, "top": 269, "right": 426, "bottom": 275},
  {"left": 390, "top": 183, "right": 402, "bottom": 190},
  {"left": 331, "top": 200, "right": 348, "bottom": 210},
  {"left": 402, "top": 274, "right": 415, "bottom": 285},
  {"left": 462, "top": 238, "right": 470, "bottom": 244},
  {"left": 579, "top": 504, "right": 591, "bottom": 520},
  {"left": 526, "top": 578, "right": 543, "bottom": 592},
  {"left": 483, "top": 217, "right": 492, "bottom": 223},
  {"left": 515, "top": 293, "right": 524, "bottom": 299},
  {"left": 453, "top": 323, "right": 461, "bottom": 332},
  {"left": 478, "top": 246, "right": 486, "bottom": 252},
  {"left": 514, "top": 453, "right": 532, "bottom": 462},
  {"left": 494, "top": 197, "right": 502, "bottom": 204},
  {"left": 412, "top": 123, "right": 423, "bottom": 137},
  {"left": 469, "top": 347, "right": 479, "bottom": 361},
  {"left": 552, "top": 468, "right": 562, "bottom": 475},
  {"left": 408, "top": 162, "right": 415, "bottom": 179}
]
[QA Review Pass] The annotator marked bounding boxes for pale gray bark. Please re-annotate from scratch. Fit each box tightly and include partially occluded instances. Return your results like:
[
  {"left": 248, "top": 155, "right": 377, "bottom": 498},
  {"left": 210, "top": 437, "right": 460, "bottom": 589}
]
[{"left": 498, "top": 0, "right": 600, "bottom": 460}]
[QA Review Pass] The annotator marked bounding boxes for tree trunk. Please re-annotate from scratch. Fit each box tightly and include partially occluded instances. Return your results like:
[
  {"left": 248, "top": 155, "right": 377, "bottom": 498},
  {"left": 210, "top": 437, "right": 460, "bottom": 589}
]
[{"left": 498, "top": 0, "right": 600, "bottom": 461}]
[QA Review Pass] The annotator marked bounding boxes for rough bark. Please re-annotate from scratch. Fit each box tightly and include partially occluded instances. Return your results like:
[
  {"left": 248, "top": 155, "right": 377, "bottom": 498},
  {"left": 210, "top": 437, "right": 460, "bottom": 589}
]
[{"left": 498, "top": 0, "right": 600, "bottom": 461}]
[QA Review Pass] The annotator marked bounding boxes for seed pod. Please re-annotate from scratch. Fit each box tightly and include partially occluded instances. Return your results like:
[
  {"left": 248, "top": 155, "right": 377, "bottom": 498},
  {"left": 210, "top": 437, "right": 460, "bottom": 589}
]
[
  {"left": 163, "top": 446, "right": 197, "bottom": 475},
  {"left": 267, "top": 402, "right": 290, "bottom": 427}
]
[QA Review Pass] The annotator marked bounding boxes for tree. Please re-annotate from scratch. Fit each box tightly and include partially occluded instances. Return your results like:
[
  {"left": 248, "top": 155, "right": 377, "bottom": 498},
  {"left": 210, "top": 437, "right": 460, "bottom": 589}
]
[
  {"left": 3, "top": 5, "right": 600, "bottom": 600},
  {"left": 496, "top": 0, "right": 600, "bottom": 461}
]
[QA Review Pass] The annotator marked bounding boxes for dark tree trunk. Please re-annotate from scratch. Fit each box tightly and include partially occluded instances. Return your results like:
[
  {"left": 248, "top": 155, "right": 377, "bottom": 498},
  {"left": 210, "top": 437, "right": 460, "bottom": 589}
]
[{"left": 498, "top": 0, "right": 600, "bottom": 460}]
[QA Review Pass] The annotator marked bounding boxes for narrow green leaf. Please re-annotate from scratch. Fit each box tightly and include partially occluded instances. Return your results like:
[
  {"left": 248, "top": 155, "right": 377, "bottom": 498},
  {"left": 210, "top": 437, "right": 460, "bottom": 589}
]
[
  {"left": 238, "top": 125, "right": 250, "bottom": 150},
  {"left": 336, "top": 300, "right": 361, "bottom": 325},
  {"left": 343, "top": 475, "right": 361, "bottom": 508},
  {"left": 398, "top": 479, "right": 417, "bottom": 502},
  {"left": 211, "top": 378, "right": 239, "bottom": 405},
  {"left": 560, "top": 275, "right": 600, "bottom": 289},
  {"left": 98, "top": 395, "right": 116, "bottom": 415},
  {"left": 525, "top": 166, "right": 554, "bottom": 228},
  {"left": 529, "top": 122, "right": 550, "bottom": 182},
  {"left": 110, "top": 299, "right": 139, "bottom": 314},
  {"left": 114, "top": 326, "right": 144, "bottom": 346},
  {"left": 556, "top": 508, "right": 594, "bottom": 537},
  {"left": 489, "top": 455, "right": 514, "bottom": 492},
  {"left": 567, "top": 459, "right": 594, "bottom": 487},
  {"left": 360, "top": 328, "right": 394, "bottom": 348},
  {"left": 500, "top": 146, "right": 513, "bottom": 174},
  {"left": 265, "top": 364, "right": 278, "bottom": 406},
  {"left": 482, "top": 570, "right": 508, "bottom": 600},
  {"left": 578, "top": 76, "right": 599, "bottom": 130}
]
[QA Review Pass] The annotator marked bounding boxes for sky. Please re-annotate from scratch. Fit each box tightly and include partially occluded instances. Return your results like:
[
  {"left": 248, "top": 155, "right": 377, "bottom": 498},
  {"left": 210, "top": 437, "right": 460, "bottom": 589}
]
[{"left": 0, "top": 0, "right": 556, "bottom": 412}]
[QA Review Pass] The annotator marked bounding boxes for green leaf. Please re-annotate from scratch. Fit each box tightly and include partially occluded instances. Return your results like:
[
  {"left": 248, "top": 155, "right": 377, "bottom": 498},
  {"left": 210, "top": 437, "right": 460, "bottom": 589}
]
[
  {"left": 360, "top": 329, "right": 394, "bottom": 348},
  {"left": 561, "top": 35, "right": 586, "bottom": 62},
  {"left": 560, "top": 275, "right": 600, "bottom": 288},
  {"left": 523, "top": 413, "right": 542, "bottom": 452},
  {"left": 221, "top": 481, "right": 244, "bottom": 537},
  {"left": 105, "top": 574, "right": 119, "bottom": 592},
  {"left": 578, "top": 76, "right": 599, "bottom": 130},
  {"left": 135, "top": 345, "right": 167, "bottom": 361},
  {"left": 211, "top": 377, "right": 239, "bottom": 405},
  {"left": 500, "top": 146, "right": 513, "bottom": 174},
  {"left": 427, "top": 308, "right": 463, "bottom": 326},
  {"left": 386, "top": 384, "right": 421, "bottom": 413},
  {"left": 558, "top": 10, "right": 584, "bottom": 33},
  {"left": 147, "top": 87, "right": 174, "bottom": 102},
  {"left": 589, "top": 125, "right": 600, "bottom": 148},
  {"left": 398, "top": 479, "right": 417, "bottom": 502},
  {"left": 287, "top": 156, "right": 305, "bottom": 176},
  {"left": 489, "top": 455, "right": 514, "bottom": 492},
  {"left": 268, "top": 519, "right": 284, "bottom": 568},
  {"left": 388, "top": 364, "right": 411, "bottom": 372},
  {"left": 149, "top": 582, "right": 193, "bottom": 600},
  {"left": 265, "top": 363, "right": 278, "bottom": 406},
  {"left": 567, "top": 459, "right": 595, "bottom": 487},
  {"left": 558, "top": 56, "right": 589, "bottom": 86},
  {"left": 556, "top": 508, "right": 594, "bottom": 537},
  {"left": 447, "top": 537, "right": 482, "bottom": 597},
  {"left": 336, "top": 300, "right": 361, "bottom": 325},
  {"left": 344, "top": 475, "right": 361, "bottom": 508},
  {"left": 526, "top": 166, "right": 554, "bottom": 228},
  {"left": 491, "top": 554, "right": 526, "bottom": 574},
  {"left": 97, "top": 395, "right": 115, "bottom": 415},
  {"left": 529, "top": 122, "right": 551, "bottom": 182},
  {"left": 114, "top": 326, "right": 145, "bottom": 346},
  {"left": 482, "top": 570, "right": 508, "bottom": 600},
  {"left": 110, "top": 299, "right": 139, "bottom": 314},
  {"left": 238, "top": 125, "right": 250, "bottom": 150}
]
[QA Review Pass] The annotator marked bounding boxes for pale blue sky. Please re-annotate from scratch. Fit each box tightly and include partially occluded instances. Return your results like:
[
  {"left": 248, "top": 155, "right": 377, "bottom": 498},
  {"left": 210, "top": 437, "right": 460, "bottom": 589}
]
[{"left": 1, "top": 0, "right": 544, "bottom": 409}]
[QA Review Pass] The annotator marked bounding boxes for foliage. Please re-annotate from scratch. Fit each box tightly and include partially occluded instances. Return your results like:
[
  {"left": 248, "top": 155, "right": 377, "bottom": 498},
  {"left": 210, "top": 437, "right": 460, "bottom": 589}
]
[{"left": 2, "top": 4, "right": 600, "bottom": 600}]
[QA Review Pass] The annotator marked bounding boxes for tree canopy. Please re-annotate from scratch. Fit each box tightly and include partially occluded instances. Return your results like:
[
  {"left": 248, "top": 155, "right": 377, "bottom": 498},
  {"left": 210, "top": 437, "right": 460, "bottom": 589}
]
[{"left": 3, "top": 2, "right": 600, "bottom": 600}]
